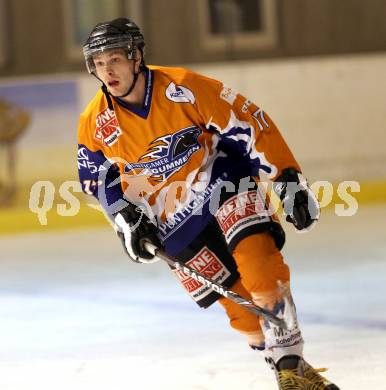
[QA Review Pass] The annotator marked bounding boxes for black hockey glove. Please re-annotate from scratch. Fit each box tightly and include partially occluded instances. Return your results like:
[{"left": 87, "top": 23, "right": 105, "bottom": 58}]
[
  {"left": 114, "top": 204, "right": 162, "bottom": 263},
  {"left": 273, "top": 168, "right": 320, "bottom": 231}
]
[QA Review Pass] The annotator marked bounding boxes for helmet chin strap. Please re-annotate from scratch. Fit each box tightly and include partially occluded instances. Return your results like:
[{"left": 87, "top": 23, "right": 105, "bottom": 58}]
[
  {"left": 101, "top": 84, "right": 114, "bottom": 111},
  {"left": 99, "top": 61, "right": 141, "bottom": 111},
  {"left": 117, "top": 61, "right": 140, "bottom": 98}
]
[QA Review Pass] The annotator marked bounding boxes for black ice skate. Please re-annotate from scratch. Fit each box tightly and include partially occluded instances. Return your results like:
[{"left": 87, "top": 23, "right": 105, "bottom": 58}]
[
  {"left": 274, "top": 355, "right": 308, "bottom": 389},
  {"left": 266, "top": 355, "right": 340, "bottom": 390},
  {"left": 303, "top": 361, "right": 340, "bottom": 390}
]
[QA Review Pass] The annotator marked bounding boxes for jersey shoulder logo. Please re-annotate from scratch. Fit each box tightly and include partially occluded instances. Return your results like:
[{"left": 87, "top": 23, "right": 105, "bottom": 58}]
[
  {"left": 165, "top": 82, "right": 195, "bottom": 104},
  {"left": 94, "top": 107, "right": 122, "bottom": 146},
  {"left": 125, "top": 126, "right": 201, "bottom": 181},
  {"left": 77, "top": 146, "right": 107, "bottom": 173},
  {"left": 220, "top": 85, "right": 237, "bottom": 106}
]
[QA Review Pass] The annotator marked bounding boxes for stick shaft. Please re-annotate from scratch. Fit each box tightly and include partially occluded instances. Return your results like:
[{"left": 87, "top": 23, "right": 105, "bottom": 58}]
[{"left": 144, "top": 242, "right": 288, "bottom": 329}]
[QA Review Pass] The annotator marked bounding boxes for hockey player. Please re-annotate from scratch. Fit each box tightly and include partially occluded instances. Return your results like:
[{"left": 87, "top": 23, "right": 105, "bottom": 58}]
[{"left": 77, "top": 18, "right": 339, "bottom": 389}]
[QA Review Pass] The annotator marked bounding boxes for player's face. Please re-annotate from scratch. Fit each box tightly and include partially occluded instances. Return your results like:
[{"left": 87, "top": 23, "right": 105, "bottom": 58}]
[{"left": 93, "top": 49, "right": 138, "bottom": 97}]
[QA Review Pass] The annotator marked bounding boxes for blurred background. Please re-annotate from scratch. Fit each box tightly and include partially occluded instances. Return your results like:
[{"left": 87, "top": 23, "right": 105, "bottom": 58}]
[
  {"left": 0, "top": 0, "right": 385, "bottom": 231},
  {"left": 0, "top": 2, "right": 386, "bottom": 389}
]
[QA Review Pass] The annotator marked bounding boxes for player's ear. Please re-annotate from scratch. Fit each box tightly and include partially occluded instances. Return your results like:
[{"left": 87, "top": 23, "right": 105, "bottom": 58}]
[{"left": 134, "top": 50, "right": 142, "bottom": 72}]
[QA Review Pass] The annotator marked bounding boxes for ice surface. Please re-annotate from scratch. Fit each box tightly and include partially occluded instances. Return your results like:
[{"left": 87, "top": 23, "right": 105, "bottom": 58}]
[{"left": 0, "top": 205, "right": 385, "bottom": 389}]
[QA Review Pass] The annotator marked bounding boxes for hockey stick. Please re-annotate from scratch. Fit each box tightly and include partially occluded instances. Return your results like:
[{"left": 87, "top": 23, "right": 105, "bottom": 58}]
[{"left": 144, "top": 241, "right": 291, "bottom": 330}]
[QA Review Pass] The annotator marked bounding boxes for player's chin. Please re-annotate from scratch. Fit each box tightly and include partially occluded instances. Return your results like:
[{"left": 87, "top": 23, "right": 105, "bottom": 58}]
[
  {"left": 107, "top": 85, "right": 119, "bottom": 95},
  {"left": 108, "top": 86, "right": 123, "bottom": 97},
  {"left": 105, "top": 82, "right": 119, "bottom": 93}
]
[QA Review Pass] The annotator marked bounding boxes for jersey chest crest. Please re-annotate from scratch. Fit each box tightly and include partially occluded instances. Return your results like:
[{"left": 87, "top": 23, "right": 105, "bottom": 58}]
[{"left": 124, "top": 125, "right": 202, "bottom": 181}]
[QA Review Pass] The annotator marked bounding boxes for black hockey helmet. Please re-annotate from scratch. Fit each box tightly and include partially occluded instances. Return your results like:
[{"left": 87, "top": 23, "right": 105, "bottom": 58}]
[{"left": 83, "top": 17, "right": 145, "bottom": 74}]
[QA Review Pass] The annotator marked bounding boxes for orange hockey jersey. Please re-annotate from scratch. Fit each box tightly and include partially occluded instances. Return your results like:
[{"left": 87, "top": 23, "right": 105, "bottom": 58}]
[{"left": 77, "top": 66, "right": 301, "bottom": 255}]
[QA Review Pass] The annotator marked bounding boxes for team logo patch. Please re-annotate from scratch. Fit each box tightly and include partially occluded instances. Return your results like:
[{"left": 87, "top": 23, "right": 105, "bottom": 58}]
[
  {"left": 215, "top": 190, "right": 271, "bottom": 244},
  {"left": 125, "top": 126, "right": 201, "bottom": 181},
  {"left": 94, "top": 108, "right": 122, "bottom": 146},
  {"left": 165, "top": 82, "right": 195, "bottom": 104},
  {"left": 174, "top": 247, "right": 231, "bottom": 302}
]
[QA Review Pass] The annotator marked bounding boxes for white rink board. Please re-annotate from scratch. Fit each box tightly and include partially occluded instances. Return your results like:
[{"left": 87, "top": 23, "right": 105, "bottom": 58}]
[{"left": 1, "top": 205, "right": 386, "bottom": 389}]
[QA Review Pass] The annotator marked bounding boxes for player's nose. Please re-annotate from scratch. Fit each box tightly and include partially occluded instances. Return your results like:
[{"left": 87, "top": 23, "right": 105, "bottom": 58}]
[{"left": 105, "top": 66, "right": 114, "bottom": 75}]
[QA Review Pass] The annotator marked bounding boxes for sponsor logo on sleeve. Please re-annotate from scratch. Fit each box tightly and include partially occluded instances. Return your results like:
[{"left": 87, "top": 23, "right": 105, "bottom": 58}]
[
  {"left": 165, "top": 82, "right": 195, "bottom": 104},
  {"left": 77, "top": 147, "right": 107, "bottom": 173},
  {"left": 220, "top": 85, "right": 237, "bottom": 105},
  {"left": 241, "top": 99, "right": 253, "bottom": 113},
  {"left": 215, "top": 190, "right": 271, "bottom": 244},
  {"left": 94, "top": 108, "right": 122, "bottom": 146},
  {"left": 174, "top": 246, "right": 231, "bottom": 302}
]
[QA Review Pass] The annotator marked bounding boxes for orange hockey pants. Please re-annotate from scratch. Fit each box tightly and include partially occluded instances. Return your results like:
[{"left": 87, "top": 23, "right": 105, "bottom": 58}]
[{"left": 217, "top": 232, "right": 290, "bottom": 347}]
